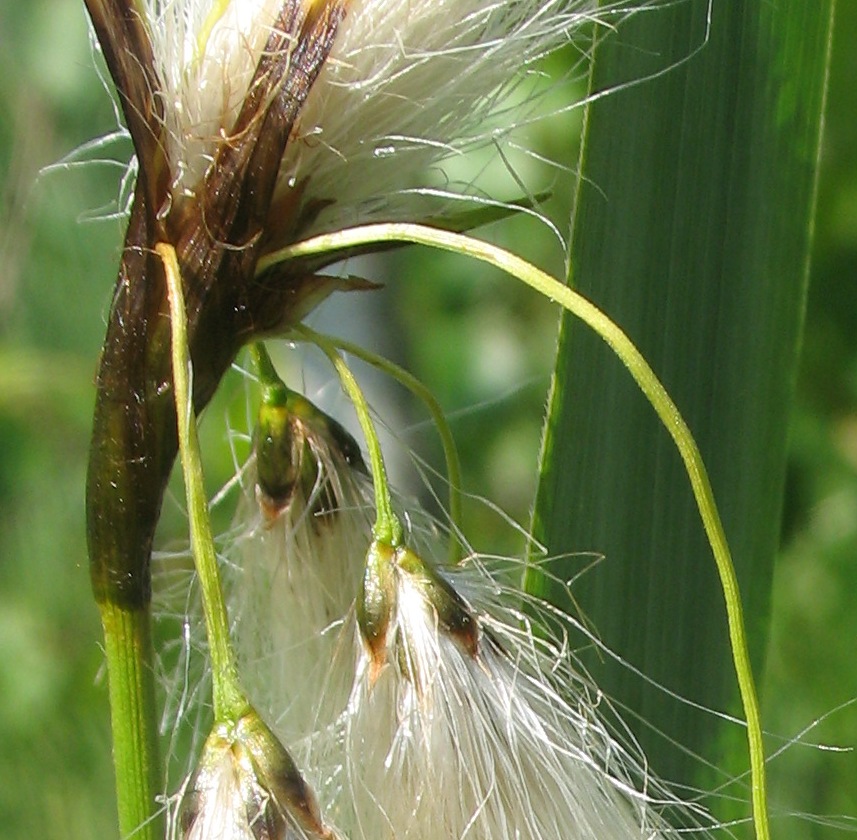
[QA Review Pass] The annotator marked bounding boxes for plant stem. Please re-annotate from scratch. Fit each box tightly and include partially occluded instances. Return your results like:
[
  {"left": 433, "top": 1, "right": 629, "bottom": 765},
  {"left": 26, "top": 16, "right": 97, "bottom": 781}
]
[
  {"left": 157, "top": 242, "right": 248, "bottom": 724},
  {"left": 294, "top": 325, "right": 402, "bottom": 547},
  {"left": 294, "top": 328, "right": 463, "bottom": 563},
  {"left": 99, "top": 602, "right": 162, "bottom": 840},
  {"left": 263, "top": 222, "right": 770, "bottom": 840}
]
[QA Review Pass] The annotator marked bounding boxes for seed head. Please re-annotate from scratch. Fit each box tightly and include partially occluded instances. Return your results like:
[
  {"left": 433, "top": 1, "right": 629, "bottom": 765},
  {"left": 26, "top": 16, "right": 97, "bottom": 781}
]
[
  {"left": 228, "top": 390, "right": 372, "bottom": 743},
  {"left": 99, "top": 0, "right": 639, "bottom": 244},
  {"left": 179, "top": 711, "right": 335, "bottom": 840}
]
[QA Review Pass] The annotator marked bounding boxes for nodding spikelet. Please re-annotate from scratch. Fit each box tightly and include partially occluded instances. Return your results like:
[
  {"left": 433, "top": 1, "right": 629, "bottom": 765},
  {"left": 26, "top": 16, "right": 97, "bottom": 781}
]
[
  {"left": 149, "top": 357, "right": 716, "bottom": 839},
  {"left": 254, "top": 387, "right": 367, "bottom": 523},
  {"left": 178, "top": 710, "right": 336, "bottom": 840},
  {"left": 228, "top": 389, "right": 373, "bottom": 744},
  {"left": 357, "top": 540, "right": 480, "bottom": 686},
  {"left": 332, "top": 546, "right": 696, "bottom": 840},
  {"left": 212, "top": 403, "right": 709, "bottom": 839}
]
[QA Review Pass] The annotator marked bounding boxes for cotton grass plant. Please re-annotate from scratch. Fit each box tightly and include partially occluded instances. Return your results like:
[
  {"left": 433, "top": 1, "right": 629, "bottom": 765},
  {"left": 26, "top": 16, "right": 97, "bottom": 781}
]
[{"left": 79, "top": 0, "right": 778, "bottom": 838}]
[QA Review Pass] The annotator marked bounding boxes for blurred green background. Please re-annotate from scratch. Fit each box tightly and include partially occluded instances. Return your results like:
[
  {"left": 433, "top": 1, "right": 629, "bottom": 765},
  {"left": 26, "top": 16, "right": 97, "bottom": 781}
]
[{"left": 0, "top": 1, "right": 854, "bottom": 838}]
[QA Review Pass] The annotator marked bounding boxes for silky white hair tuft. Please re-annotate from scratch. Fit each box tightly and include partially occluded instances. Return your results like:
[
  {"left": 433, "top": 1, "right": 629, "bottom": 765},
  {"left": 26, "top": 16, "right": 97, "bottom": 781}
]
[
  {"left": 141, "top": 0, "right": 656, "bottom": 233},
  {"left": 193, "top": 409, "right": 720, "bottom": 840}
]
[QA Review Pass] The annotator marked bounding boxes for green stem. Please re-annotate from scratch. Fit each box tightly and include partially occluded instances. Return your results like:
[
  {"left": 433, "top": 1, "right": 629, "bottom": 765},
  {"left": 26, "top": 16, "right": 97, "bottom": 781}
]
[
  {"left": 157, "top": 242, "right": 248, "bottom": 724},
  {"left": 250, "top": 342, "right": 288, "bottom": 404},
  {"left": 261, "top": 222, "right": 770, "bottom": 840},
  {"left": 293, "top": 325, "right": 402, "bottom": 547},
  {"left": 99, "top": 602, "right": 162, "bottom": 840},
  {"left": 294, "top": 328, "right": 463, "bottom": 563}
]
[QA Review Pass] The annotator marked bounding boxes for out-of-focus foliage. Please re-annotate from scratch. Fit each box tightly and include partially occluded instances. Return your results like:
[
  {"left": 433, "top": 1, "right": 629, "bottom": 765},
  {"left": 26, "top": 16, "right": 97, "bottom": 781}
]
[
  {"left": 0, "top": 2, "right": 853, "bottom": 839},
  {"left": 0, "top": 4, "right": 120, "bottom": 837},
  {"left": 763, "top": 3, "right": 857, "bottom": 829}
]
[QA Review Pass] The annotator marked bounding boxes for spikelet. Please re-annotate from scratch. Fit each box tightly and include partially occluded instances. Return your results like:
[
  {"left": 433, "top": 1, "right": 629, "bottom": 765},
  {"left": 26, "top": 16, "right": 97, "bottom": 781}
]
[
  {"left": 178, "top": 710, "right": 337, "bottom": 840},
  {"left": 329, "top": 541, "right": 698, "bottom": 840},
  {"left": 227, "top": 387, "right": 373, "bottom": 745}
]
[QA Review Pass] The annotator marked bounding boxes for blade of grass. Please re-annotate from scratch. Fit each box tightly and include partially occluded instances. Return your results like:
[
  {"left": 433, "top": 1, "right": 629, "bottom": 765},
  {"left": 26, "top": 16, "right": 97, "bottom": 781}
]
[{"left": 529, "top": 0, "right": 834, "bottom": 827}]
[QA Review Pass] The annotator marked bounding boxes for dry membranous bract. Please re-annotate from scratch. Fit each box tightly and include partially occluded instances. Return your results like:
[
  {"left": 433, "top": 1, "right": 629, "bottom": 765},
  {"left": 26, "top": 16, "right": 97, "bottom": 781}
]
[{"left": 153, "top": 382, "right": 714, "bottom": 840}]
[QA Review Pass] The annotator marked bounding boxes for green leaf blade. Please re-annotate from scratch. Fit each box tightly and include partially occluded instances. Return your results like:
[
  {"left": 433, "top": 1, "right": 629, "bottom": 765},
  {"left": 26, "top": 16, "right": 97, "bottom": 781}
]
[{"left": 530, "top": 0, "right": 834, "bottom": 825}]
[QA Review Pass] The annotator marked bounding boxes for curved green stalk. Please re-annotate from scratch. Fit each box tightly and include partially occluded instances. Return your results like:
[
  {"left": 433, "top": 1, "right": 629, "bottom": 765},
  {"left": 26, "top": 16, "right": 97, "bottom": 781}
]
[
  {"left": 293, "top": 325, "right": 402, "bottom": 547},
  {"left": 295, "top": 326, "right": 463, "bottom": 563},
  {"left": 261, "top": 222, "right": 770, "bottom": 840},
  {"left": 157, "top": 242, "right": 248, "bottom": 724}
]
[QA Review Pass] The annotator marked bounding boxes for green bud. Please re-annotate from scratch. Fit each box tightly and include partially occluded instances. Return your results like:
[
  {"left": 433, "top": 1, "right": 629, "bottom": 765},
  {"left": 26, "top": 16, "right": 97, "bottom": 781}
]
[
  {"left": 255, "top": 399, "right": 305, "bottom": 517},
  {"left": 254, "top": 388, "right": 366, "bottom": 523},
  {"left": 357, "top": 539, "right": 398, "bottom": 682}
]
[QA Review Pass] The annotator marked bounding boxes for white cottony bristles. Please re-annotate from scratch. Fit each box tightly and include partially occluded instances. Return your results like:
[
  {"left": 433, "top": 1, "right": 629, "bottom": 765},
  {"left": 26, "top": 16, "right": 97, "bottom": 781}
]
[
  {"left": 147, "top": 0, "right": 322, "bottom": 198},
  {"left": 154, "top": 373, "right": 710, "bottom": 839},
  {"left": 328, "top": 551, "right": 688, "bottom": 840},
  {"left": 147, "top": 0, "right": 289, "bottom": 194},
  {"left": 228, "top": 395, "right": 373, "bottom": 745},
  {"left": 142, "top": 0, "right": 651, "bottom": 234},
  {"left": 206, "top": 406, "right": 708, "bottom": 839},
  {"left": 280, "top": 0, "right": 611, "bottom": 232}
]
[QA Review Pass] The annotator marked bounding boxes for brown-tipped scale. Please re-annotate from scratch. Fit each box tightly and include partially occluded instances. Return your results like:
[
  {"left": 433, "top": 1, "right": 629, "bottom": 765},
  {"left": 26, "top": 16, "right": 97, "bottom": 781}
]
[
  {"left": 356, "top": 539, "right": 398, "bottom": 684},
  {"left": 395, "top": 546, "right": 479, "bottom": 660},
  {"left": 180, "top": 710, "right": 333, "bottom": 840}
]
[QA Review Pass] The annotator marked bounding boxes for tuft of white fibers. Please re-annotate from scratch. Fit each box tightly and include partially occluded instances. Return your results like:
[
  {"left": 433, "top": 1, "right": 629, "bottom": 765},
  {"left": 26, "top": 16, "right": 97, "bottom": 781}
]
[
  {"left": 156, "top": 467, "right": 720, "bottom": 838},
  {"left": 278, "top": 0, "right": 624, "bottom": 233},
  {"left": 215, "top": 462, "right": 715, "bottom": 837},
  {"left": 140, "top": 0, "right": 657, "bottom": 234},
  {"left": 146, "top": 0, "right": 292, "bottom": 196},
  {"left": 226, "top": 398, "right": 375, "bottom": 746},
  {"left": 155, "top": 371, "right": 720, "bottom": 840},
  {"left": 318, "top": 548, "right": 710, "bottom": 840}
]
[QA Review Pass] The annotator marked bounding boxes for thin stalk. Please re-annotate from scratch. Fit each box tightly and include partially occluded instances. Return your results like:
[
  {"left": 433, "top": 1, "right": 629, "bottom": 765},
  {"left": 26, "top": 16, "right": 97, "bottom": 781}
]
[
  {"left": 294, "top": 327, "right": 463, "bottom": 563},
  {"left": 263, "top": 222, "right": 770, "bottom": 840},
  {"left": 157, "top": 242, "right": 247, "bottom": 724},
  {"left": 293, "top": 325, "right": 402, "bottom": 547},
  {"left": 99, "top": 602, "right": 161, "bottom": 840},
  {"left": 249, "top": 342, "right": 288, "bottom": 405}
]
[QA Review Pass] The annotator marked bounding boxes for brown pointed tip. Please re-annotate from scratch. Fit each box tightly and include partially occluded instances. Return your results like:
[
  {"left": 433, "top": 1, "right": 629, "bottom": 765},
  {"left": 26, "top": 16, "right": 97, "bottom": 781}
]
[
  {"left": 256, "top": 486, "right": 289, "bottom": 527},
  {"left": 369, "top": 657, "right": 387, "bottom": 689},
  {"left": 367, "top": 648, "right": 388, "bottom": 687},
  {"left": 452, "top": 615, "right": 480, "bottom": 660},
  {"left": 361, "top": 606, "right": 390, "bottom": 686}
]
